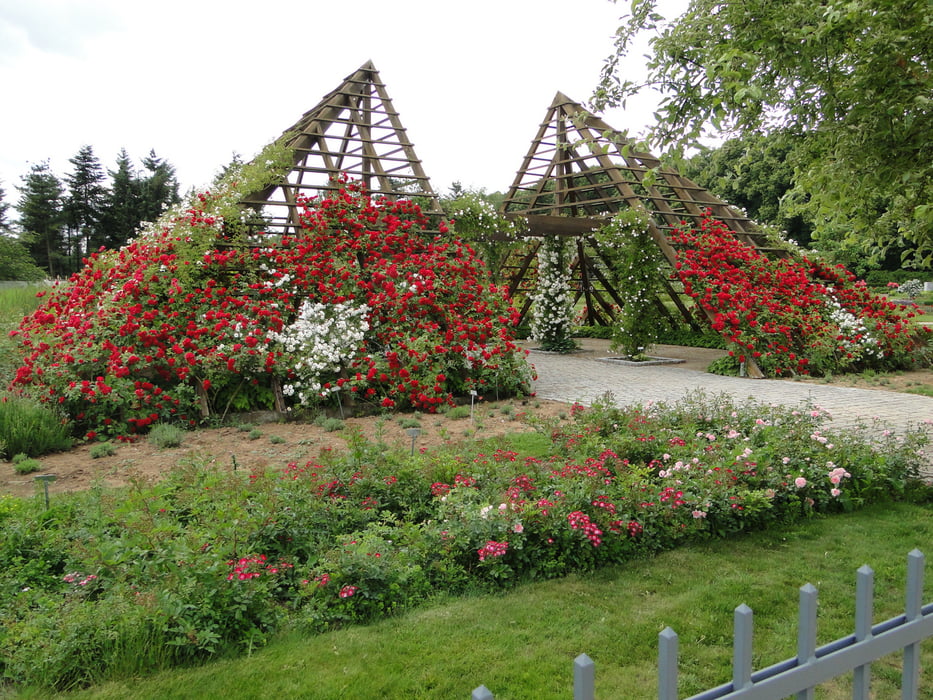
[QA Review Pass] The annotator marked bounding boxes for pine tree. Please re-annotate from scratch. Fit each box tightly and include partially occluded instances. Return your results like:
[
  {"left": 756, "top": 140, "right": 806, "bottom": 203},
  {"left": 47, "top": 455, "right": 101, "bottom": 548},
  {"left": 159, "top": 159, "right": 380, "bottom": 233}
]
[
  {"left": 139, "top": 150, "right": 180, "bottom": 223},
  {"left": 99, "top": 148, "right": 143, "bottom": 248},
  {"left": 16, "top": 162, "right": 67, "bottom": 278},
  {"left": 64, "top": 145, "right": 108, "bottom": 267},
  {"left": 0, "top": 180, "right": 11, "bottom": 235}
]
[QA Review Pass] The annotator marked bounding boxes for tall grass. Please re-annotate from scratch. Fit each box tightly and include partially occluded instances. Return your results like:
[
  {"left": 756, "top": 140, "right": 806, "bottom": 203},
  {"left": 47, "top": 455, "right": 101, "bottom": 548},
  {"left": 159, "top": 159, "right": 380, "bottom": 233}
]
[
  {"left": 0, "top": 395, "right": 72, "bottom": 458},
  {"left": 0, "top": 285, "right": 73, "bottom": 457},
  {"left": 0, "top": 285, "right": 44, "bottom": 389},
  {"left": 0, "top": 284, "right": 45, "bottom": 320}
]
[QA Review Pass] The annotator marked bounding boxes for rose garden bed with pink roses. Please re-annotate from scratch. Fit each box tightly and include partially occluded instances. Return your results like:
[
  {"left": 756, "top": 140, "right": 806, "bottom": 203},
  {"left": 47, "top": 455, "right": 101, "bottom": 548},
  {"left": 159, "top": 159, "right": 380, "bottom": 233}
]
[{"left": 1, "top": 389, "right": 929, "bottom": 690}]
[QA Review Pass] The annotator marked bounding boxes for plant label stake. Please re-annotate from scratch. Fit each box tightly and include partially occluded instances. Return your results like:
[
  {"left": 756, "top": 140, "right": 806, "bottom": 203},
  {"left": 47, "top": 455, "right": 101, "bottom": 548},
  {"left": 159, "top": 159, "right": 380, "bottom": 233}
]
[
  {"left": 470, "top": 390, "right": 477, "bottom": 424},
  {"left": 34, "top": 474, "right": 57, "bottom": 509},
  {"left": 406, "top": 427, "right": 421, "bottom": 456}
]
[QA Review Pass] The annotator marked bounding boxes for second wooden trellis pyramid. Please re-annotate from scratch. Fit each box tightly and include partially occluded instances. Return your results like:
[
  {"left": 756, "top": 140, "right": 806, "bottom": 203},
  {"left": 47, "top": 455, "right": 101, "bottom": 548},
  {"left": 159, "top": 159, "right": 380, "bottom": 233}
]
[{"left": 497, "top": 92, "right": 789, "bottom": 331}]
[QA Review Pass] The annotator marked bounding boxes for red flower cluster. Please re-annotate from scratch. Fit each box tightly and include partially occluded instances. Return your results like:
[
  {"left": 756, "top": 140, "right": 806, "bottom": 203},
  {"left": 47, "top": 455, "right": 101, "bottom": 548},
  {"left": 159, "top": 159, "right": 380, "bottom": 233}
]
[
  {"left": 9, "top": 179, "right": 530, "bottom": 437},
  {"left": 568, "top": 510, "right": 603, "bottom": 547},
  {"left": 225, "top": 555, "right": 293, "bottom": 581},
  {"left": 671, "top": 217, "right": 927, "bottom": 376},
  {"left": 477, "top": 540, "right": 509, "bottom": 561}
]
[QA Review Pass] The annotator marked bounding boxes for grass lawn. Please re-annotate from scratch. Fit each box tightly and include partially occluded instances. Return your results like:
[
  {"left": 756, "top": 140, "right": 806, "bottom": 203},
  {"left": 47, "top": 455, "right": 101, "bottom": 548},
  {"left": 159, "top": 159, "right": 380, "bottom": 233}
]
[{"left": 25, "top": 500, "right": 932, "bottom": 700}]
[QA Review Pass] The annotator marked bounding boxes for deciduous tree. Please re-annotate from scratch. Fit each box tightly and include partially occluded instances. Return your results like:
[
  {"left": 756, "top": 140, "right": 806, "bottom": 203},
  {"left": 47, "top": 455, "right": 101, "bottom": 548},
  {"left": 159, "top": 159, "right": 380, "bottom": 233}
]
[{"left": 596, "top": 0, "right": 933, "bottom": 263}]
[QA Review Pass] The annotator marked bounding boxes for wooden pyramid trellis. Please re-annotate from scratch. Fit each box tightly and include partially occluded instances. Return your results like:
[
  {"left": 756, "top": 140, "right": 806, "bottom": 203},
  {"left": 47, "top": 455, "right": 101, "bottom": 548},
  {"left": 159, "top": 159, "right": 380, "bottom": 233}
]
[
  {"left": 498, "top": 92, "right": 789, "bottom": 331},
  {"left": 240, "top": 61, "right": 442, "bottom": 234}
]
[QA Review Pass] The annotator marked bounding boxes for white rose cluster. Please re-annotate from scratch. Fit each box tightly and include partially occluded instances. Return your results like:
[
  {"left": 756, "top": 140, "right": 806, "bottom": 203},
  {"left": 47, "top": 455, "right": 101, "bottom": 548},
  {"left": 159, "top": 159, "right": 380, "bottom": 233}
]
[
  {"left": 268, "top": 300, "right": 370, "bottom": 403},
  {"left": 825, "top": 296, "right": 881, "bottom": 360},
  {"left": 530, "top": 238, "right": 575, "bottom": 348}
]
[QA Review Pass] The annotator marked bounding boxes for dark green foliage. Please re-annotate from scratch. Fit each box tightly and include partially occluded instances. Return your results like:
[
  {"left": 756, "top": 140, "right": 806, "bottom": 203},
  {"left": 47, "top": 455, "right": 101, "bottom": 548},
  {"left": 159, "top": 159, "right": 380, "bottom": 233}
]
[
  {"left": 681, "top": 132, "right": 813, "bottom": 248},
  {"left": 16, "top": 161, "right": 67, "bottom": 278},
  {"left": 656, "top": 328, "right": 727, "bottom": 349},
  {"left": 63, "top": 145, "right": 108, "bottom": 271},
  {"left": 138, "top": 150, "right": 180, "bottom": 224},
  {"left": 572, "top": 325, "right": 613, "bottom": 340},
  {"left": 0, "top": 237, "right": 46, "bottom": 282},
  {"left": 597, "top": 0, "right": 933, "bottom": 263}
]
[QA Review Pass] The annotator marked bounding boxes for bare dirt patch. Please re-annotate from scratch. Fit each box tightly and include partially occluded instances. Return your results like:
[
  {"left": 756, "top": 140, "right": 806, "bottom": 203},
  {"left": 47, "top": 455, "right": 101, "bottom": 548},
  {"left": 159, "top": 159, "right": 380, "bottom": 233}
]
[
  {"left": 1, "top": 398, "right": 571, "bottom": 500},
  {"left": 5, "top": 341, "right": 932, "bottom": 501}
]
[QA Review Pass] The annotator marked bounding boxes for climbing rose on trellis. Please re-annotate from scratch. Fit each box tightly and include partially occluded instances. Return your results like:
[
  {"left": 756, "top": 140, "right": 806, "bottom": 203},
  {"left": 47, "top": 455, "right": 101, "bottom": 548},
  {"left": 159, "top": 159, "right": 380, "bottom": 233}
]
[
  {"left": 530, "top": 237, "right": 577, "bottom": 352},
  {"left": 10, "top": 178, "right": 532, "bottom": 438},
  {"left": 671, "top": 216, "right": 927, "bottom": 377}
]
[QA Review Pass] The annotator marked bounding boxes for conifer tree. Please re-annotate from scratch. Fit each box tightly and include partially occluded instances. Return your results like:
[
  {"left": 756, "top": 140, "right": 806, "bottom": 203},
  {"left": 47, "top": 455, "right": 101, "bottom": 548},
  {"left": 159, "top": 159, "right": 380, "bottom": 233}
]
[
  {"left": 99, "top": 148, "right": 144, "bottom": 248},
  {"left": 16, "top": 162, "right": 67, "bottom": 278},
  {"left": 64, "top": 145, "right": 108, "bottom": 267},
  {"left": 139, "top": 150, "right": 180, "bottom": 223}
]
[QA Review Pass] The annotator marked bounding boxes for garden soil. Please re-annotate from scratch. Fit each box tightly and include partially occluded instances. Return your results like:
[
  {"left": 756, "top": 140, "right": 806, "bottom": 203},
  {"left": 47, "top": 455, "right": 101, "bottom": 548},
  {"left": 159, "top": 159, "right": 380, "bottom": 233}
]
[
  {"left": 1, "top": 397, "right": 570, "bottom": 500},
  {"left": 4, "top": 342, "right": 932, "bottom": 500}
]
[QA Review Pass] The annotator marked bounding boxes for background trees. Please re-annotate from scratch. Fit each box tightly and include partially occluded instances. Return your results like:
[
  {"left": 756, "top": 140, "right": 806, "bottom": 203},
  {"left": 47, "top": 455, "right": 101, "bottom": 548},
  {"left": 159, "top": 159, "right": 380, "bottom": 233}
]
[
  {"left": 595, "top": 0, "right": 932, "bottom": 266},
  {"left": 10, "top": 149, "right": 180, "bottom": 278},
  {"left": 0, "top": 181, "right": 46, "bottom": 282},
  {"left": 63, "top": 145, "right": 108, "bottom": 270},
  {"left": 16, "top": 162, "right": 67, "bottom": 278}
]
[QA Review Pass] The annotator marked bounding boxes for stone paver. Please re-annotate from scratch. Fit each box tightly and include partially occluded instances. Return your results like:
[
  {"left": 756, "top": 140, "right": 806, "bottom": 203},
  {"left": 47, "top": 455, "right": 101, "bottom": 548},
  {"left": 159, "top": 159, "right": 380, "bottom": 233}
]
[{"left": 528, "top": 345, "right": 933, "bottom": 476}]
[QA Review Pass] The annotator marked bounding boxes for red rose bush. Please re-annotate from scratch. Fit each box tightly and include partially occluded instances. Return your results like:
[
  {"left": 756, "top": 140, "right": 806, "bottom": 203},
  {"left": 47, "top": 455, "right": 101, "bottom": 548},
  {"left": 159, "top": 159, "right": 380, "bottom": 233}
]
[
  {"left": 9, "top": 173, "right": 531, "bottom": 439},
  {"left": 672, "top": 217, "right": 929, "bottom": 376}
]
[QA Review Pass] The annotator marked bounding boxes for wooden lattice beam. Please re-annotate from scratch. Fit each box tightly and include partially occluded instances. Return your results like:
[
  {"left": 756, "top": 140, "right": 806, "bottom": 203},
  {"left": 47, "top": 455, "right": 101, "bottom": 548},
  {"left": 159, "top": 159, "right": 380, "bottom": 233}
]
[{"left": 240, "top": 61, "right": 442, "bottom": 234}]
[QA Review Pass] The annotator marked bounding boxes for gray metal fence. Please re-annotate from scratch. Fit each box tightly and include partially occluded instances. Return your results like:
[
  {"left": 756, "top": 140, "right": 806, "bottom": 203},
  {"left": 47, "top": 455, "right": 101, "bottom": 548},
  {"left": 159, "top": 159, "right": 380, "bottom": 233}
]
[{"left": 472, "top": 549, "right": 931, "bottom": 699}]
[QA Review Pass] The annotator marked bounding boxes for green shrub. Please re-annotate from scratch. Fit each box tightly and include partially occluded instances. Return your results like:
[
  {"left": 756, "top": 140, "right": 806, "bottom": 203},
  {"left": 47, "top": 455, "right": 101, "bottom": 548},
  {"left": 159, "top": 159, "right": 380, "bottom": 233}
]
[
  {"left": 247, "top": 429, "right": 263, "bottom": 440},
  {"left": 863, "top": 269, "right": 925, "bottom": 287},
  {"left": 572, "top": 325, "right": 613, "bottom": 340},
  {"left": 13, "top": 457, "right": 42, "bottom": 474},
  {"left": 0, "top": 394, "right": 73, "bottom": 458},
  {"left": 320, "top": 418, "right": 345, "bottom": 433},
  {"left": 269, "top": 435, "right": 286, "bottom": 444},
  {"left": 0, "top": 391, "right": 927, "bottom": 691},
  {"left": 707, "top": 355, "right": 742, "bottom": 376},
  {"left": 656, "top": 328, "right": 727, "bottom": 349},
  {"left": 446, "top": 405, "right": 472, "bottom": 420},
  {"left": 148, "top": 423, "right": 185, "bottom": 449},
  {"left": 89, "top": 441, "right": 117, "bottom": 459}
]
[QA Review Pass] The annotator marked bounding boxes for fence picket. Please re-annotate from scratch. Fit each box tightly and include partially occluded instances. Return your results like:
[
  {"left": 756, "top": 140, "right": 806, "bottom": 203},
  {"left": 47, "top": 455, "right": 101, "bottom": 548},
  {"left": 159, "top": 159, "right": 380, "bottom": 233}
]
[
  {"left": 659, "top": 627, "right": 679, "bottom": 700},
  {"left": 733, "top": 605, "right": 754, "bottom": 692},
  {"left": 471, "top": 685, "right": 494, "bottom": 700},
  {"left": 902, "top": 549, "right": 924, "bottom": 698},
  {"left": 474, "top": 551, "right": 930, "bottom": 699},
  {"left": 853, "top": 565, "right": 874, "bottom": 700},
  {"left": 795, "top": 584, "right": 818, "bottom": 700},
  {"left": 574, "top": 654, "right": 595, "bottom": 700}
]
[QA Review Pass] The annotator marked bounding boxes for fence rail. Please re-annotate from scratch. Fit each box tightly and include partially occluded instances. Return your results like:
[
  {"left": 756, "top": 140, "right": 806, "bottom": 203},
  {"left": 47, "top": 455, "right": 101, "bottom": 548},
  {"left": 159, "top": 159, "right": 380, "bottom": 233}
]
[{"left": 473, "top": 549, "right": 931, "bottom": 699}]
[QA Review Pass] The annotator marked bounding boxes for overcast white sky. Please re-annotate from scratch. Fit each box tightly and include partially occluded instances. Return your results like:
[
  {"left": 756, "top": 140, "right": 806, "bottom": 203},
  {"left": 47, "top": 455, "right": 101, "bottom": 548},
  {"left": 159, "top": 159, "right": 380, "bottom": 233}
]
[{"left": 0, "top": 0, "right": 684, "bottom": 202}]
